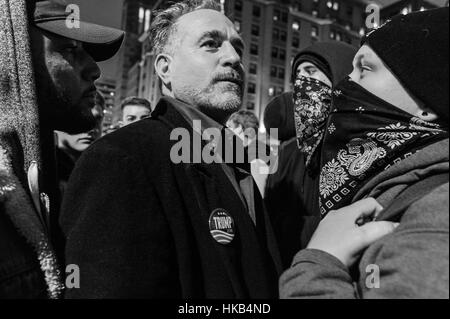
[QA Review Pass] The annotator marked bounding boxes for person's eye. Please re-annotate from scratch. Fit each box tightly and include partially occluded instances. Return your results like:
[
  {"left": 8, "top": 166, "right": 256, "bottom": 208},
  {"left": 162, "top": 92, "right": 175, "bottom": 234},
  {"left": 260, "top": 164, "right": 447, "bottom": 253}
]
[{"left": 202, "top": 40, "right": 220, "bottom": 49}]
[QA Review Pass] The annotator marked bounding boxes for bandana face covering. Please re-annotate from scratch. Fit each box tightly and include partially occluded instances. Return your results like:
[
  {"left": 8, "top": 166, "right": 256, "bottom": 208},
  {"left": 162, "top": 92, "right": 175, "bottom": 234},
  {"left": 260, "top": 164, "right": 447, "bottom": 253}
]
[
  {"left": 294, "top": 76, "right": 332, "bottom": 166},
  {"left": 319, "top": 77, "right": 448, "bottom": 217}
]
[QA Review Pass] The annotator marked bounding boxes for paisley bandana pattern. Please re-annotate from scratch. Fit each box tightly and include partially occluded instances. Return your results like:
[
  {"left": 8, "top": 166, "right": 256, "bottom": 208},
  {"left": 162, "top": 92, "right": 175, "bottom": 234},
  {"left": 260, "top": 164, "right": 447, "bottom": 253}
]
[
  {"left": 294, "top": 76, "right": 332, "bottom": 166},
  {"left": 319, "top": 77, "right": 448, "bottom": 217}
]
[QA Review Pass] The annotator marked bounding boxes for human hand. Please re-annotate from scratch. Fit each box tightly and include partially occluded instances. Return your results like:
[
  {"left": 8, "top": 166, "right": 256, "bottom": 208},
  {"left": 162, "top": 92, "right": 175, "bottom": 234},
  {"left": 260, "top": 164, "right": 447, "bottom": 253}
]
[{"left": 307, "top": 198, "right": 399, "bottom": 267}]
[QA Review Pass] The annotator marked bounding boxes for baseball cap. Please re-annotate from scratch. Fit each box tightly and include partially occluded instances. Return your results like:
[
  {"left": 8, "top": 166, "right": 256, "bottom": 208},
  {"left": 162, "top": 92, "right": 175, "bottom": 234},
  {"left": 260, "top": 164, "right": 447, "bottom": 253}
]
[{"left": 32, "top": 0, "right": 125, "bottom": 62}]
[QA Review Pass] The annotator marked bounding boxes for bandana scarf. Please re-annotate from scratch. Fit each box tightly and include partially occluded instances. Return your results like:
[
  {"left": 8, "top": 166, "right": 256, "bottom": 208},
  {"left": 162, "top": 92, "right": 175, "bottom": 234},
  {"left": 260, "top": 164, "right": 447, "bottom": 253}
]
[
  {"left": 319, "top": 77, "right": 448, "bottom": 217},
  {"left": 294, "top": 76, "right": 332, "bottom": 167}
]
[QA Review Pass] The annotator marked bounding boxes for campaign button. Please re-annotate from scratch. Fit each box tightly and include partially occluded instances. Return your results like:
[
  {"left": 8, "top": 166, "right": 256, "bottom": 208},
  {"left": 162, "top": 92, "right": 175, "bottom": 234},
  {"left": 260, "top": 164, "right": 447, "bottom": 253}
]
[{"left": 209, "top": 208, "right": 235, "bottom": 245}]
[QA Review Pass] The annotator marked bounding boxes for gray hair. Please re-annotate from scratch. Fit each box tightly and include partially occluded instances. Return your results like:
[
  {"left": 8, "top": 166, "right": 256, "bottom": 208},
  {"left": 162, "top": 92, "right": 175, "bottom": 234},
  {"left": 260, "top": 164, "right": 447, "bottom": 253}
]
[{"left": 149, "top": 0, "right": 222, "bottom": 55}]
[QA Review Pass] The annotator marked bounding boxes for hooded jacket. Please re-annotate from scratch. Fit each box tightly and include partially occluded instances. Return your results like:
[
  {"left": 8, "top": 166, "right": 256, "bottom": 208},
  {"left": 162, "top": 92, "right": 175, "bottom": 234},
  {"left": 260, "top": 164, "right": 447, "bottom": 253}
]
[
  {"left": 264, "top": 42, "right": 357, "bottom": 269},
  {"left": 0, "top": 0, "right": 63, "bottom": 298},
  {"left": 280, "top": 138, "right": 449, "bottom": 298}
]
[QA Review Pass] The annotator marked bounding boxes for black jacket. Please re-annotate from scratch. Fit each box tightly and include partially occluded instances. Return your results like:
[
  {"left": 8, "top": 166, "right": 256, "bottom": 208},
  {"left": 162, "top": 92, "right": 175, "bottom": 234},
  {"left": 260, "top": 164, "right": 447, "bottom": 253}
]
[
  {"left": 264, "top": 138, "right": 321, "bottom": 269},
  {"left": 60, "top": 97, "right": 282, "bottom": 298}
]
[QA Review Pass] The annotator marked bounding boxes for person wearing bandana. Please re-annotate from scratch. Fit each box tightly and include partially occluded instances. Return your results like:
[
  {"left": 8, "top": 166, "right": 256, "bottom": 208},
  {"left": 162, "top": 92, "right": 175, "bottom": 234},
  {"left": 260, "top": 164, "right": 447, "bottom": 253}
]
[
  {"left": 264, "top": 41, "right": 357, "bottom": 269},
  {"left": 281, "top": 8, "right": 449, "bottom": 298}
]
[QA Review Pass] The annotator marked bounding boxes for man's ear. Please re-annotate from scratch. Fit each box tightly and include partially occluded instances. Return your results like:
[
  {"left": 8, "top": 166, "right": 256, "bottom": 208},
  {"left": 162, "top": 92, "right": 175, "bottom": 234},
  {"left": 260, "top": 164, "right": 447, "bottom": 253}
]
[
  {"left": 416, "top": 107, "right": 439, "bottom": 122},
  {"left": 155, "top": 53, "right": 172, "bottom": 88}
]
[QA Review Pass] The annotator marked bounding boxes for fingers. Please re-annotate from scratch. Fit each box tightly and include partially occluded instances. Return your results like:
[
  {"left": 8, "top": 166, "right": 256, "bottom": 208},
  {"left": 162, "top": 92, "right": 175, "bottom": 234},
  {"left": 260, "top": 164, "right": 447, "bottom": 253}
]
[
  {"left": 358, "top": 221, "right": 399, "bottom": 248},
  {"left": 342, "top": 198, "right": 383, "bottom": 223}
]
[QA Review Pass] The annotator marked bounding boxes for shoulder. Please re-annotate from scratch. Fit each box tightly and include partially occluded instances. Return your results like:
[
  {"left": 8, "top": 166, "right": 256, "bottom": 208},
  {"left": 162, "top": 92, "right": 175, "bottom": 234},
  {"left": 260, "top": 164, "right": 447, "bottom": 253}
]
[
  {"left": 401, "top": 182, "right": 449, "bottom": 230},
  {"left": 85, "top": 118, "right": 173, "bottom": 160}
]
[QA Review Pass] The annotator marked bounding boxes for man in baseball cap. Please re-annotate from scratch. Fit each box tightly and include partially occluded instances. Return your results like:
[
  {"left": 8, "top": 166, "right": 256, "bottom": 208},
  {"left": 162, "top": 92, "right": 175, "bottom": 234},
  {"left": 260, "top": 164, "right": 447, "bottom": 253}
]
[
  {"left": 0, "top": 0, "right": 124, "bottom": 298},
  {"left": 32, "top": 0, "right": 125, "bottom": 62}
]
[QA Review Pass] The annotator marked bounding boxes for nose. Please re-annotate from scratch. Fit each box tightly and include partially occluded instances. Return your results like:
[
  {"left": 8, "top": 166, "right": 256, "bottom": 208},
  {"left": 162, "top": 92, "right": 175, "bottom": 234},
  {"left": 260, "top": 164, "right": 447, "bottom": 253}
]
[
  {"left": 81, "top": 50, "right": 101, "bottom": 82},
  {"left": 298, "top": 69, "right": 309, "bottom": 78},
  {"left": 348, "top": 67, "right": 358, "bottom": 83},
  {"left": 221, "top": 41, "right": 241, "bottom": 68}
]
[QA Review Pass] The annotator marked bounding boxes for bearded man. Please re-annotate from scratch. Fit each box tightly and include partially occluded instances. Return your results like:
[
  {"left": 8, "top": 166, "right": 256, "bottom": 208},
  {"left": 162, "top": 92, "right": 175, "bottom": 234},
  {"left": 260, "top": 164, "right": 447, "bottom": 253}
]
[{"left": 60, "top": 0, "right": 281, "bottom": 299}]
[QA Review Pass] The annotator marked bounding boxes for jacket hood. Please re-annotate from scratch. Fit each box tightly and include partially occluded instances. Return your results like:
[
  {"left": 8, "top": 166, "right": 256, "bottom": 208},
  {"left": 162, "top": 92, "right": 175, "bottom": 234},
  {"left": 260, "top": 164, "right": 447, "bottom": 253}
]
[
  {"left": 0, "top": 0, "right": 64, "bottom": 298},
  {"left": 292, "top": 41, "right": 358, "bottom": 86},
  {"left": 264, "top": 92, "right": 296, "bottom": 142},
  {"left": 354, "top": 138, "right": 449, "bottom": 207},
  {"left": 1, "top": 0, "right": 42, "bottom": 176}
]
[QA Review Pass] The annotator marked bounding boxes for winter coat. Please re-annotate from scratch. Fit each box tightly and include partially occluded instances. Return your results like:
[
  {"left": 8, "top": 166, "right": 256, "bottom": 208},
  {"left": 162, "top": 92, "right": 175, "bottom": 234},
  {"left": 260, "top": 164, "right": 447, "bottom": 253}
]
[
  {"left": 280, "top": 138, "right": 449, "bottom": 299},
  {"left": 0, "top": 0, "right": 63, "bottom": 299}
]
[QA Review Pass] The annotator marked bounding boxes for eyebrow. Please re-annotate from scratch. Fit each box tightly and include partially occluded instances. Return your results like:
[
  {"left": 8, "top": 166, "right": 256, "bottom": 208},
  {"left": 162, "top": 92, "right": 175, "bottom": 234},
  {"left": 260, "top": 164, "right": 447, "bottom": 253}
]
[{"left": 197, "top": 30, "right": 245, "bottom": 50}]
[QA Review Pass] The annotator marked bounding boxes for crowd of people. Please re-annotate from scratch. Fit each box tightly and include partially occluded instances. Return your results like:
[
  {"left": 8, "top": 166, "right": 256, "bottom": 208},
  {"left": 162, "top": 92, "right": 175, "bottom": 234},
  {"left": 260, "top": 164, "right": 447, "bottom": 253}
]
[{"left": 0, "top": 0, "right": 448, "bottom": 299}]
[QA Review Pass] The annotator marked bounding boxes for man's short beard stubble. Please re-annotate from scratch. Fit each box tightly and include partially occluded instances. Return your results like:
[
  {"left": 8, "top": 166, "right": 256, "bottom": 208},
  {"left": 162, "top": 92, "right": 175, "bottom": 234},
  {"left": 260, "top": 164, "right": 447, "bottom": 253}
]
[
  {"left": 34, "top": 68, "right": 97, "bottom": 135},
  {"left": 176, "top": 81, "right": 243, "bottom": 124}
]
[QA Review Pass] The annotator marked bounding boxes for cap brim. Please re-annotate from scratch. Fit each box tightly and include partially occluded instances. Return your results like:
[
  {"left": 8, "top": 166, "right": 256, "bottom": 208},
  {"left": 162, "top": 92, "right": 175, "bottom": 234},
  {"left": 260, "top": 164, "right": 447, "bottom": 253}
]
[{"left": 35, "top": 20, "right": 125, "bottom": 62}]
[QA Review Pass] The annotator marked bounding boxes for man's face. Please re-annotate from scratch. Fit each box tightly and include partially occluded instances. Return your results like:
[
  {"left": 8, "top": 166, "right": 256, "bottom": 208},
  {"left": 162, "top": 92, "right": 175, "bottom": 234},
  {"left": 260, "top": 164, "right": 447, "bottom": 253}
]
[
  {"left": 55, "top": 103, "right": 104, "bottom": 154},
  {"left": 349, "top": 45, "right": 422, "bottom": 115},
  {"left": 166, "top": 9, "right": 245, "bottom": 123},
  {"left": 297, "top": 62, "right": 332, "bottom": 87},
  {"left": 30, "top": 27, "right": 101, "bottom": 134},
  {"left": 121, "top": 105, "right": 151, "bottom": 127}
]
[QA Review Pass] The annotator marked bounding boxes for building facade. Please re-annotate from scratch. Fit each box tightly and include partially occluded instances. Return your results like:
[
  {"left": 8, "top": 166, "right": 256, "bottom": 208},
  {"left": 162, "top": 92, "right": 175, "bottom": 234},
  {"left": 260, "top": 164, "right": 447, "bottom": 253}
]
[{"left": 127, "top": 0, "right": 447, "bottom": 129}]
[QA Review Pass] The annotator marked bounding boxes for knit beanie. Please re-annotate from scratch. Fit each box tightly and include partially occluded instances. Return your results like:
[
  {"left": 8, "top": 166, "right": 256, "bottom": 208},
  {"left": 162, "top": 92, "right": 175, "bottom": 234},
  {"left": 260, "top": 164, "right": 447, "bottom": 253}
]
[{"left": 363, "top": 7, "right": 449, "bottom": 121}]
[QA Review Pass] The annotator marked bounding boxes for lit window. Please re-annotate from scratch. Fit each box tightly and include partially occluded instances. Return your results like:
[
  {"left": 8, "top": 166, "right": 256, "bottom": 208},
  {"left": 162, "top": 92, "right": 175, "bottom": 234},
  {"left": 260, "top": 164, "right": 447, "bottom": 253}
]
[
  {"left": 311, "top": 26, "right": 319, "bottom": 37},
  {"left": 333, "top": 1, "right": 339, "bottom": 11},
  {"left": 138, "top": 7, "right": 144, "bottom": 23},
  {"left": 312, "top": 10, "right": 318, "bottom": 17},
  {"left": 268, "top": 87, "right": 275, "bottom": 97},
  {"left": 273, "top": 9, "right": 280, "bottom": 21},
  {"left": 144, "top": 9, "right": 151, "bottom": 32},
  {"left": 359, "top": 28, "right": 365, "bottom": 36},
  {"left": 330, "top": 31, "right": 335, "bottom": 39},
  {"left": 327, "top": 1, "right": 333, "bottom": 9},
  {"left": 292, "top": 21, "right": 300, "bottom": 31},
  {"left": 234, "top": 20, "right": 241, "bottom": 32}
]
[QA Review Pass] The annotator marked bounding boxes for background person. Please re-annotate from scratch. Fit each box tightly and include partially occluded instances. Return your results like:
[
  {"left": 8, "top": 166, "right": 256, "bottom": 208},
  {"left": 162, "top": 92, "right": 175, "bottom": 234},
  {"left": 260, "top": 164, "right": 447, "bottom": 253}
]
[
  {"left": 120, "top": 96, "right": 152, "bottom": 127},
  {"left": 60, "top": 0, "right": 281, "bottom": 299},
  {"left": 55, "top": 92, "right": 106, "bottom": 195},
  {"left": 0, "top": 0, "right": 124, "bottom": 298},
  {"left": 264, "top": 41, "right": 357, "bottom": 268},
  {"left": 280, "top": 8, "right": 449, "bottom": 298}
]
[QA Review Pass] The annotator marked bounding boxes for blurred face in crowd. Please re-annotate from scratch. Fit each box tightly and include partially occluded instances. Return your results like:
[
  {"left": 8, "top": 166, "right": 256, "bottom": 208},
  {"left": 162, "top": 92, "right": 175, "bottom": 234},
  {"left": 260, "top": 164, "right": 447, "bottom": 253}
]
[
  {"left": 121, "top": 105, "right": 151, "bottom": 127},
  {"left": 297, "top": 62, "right": 332, "bottom": 87},
  {"left": 55, "top": 103, "right": 104, "bottom": 155},
  {"left": 157, "top": 9, "right": 245, "bottom": 124},
  {"left": 30, "top": 27, "right": 101, "bottom": 134},
  {"left": 349, "top": 45, "right": 435, "bottom": 119},
  {"left": 226, "top": 120, "right": 257, "bottom": 147}
]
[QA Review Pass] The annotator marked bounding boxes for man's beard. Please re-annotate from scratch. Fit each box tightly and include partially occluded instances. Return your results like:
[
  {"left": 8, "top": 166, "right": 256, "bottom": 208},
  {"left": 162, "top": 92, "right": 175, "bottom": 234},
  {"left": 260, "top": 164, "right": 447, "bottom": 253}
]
[
  {"left": 36, "top": 76, "right": 96, "bottom": 134},
  {"left": 178, "top": 81, "right": 244, "bottom": 124}
]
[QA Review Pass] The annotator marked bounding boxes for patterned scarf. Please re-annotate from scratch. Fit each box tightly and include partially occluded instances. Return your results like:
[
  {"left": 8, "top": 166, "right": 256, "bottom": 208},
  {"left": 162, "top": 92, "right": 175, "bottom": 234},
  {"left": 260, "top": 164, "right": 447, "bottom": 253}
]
[
  {"left": 319, "top": 77, "right": 448, "bottom": 217},
  {"left": 294, "top": 76, "right": 332, "bottom": 167}
]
